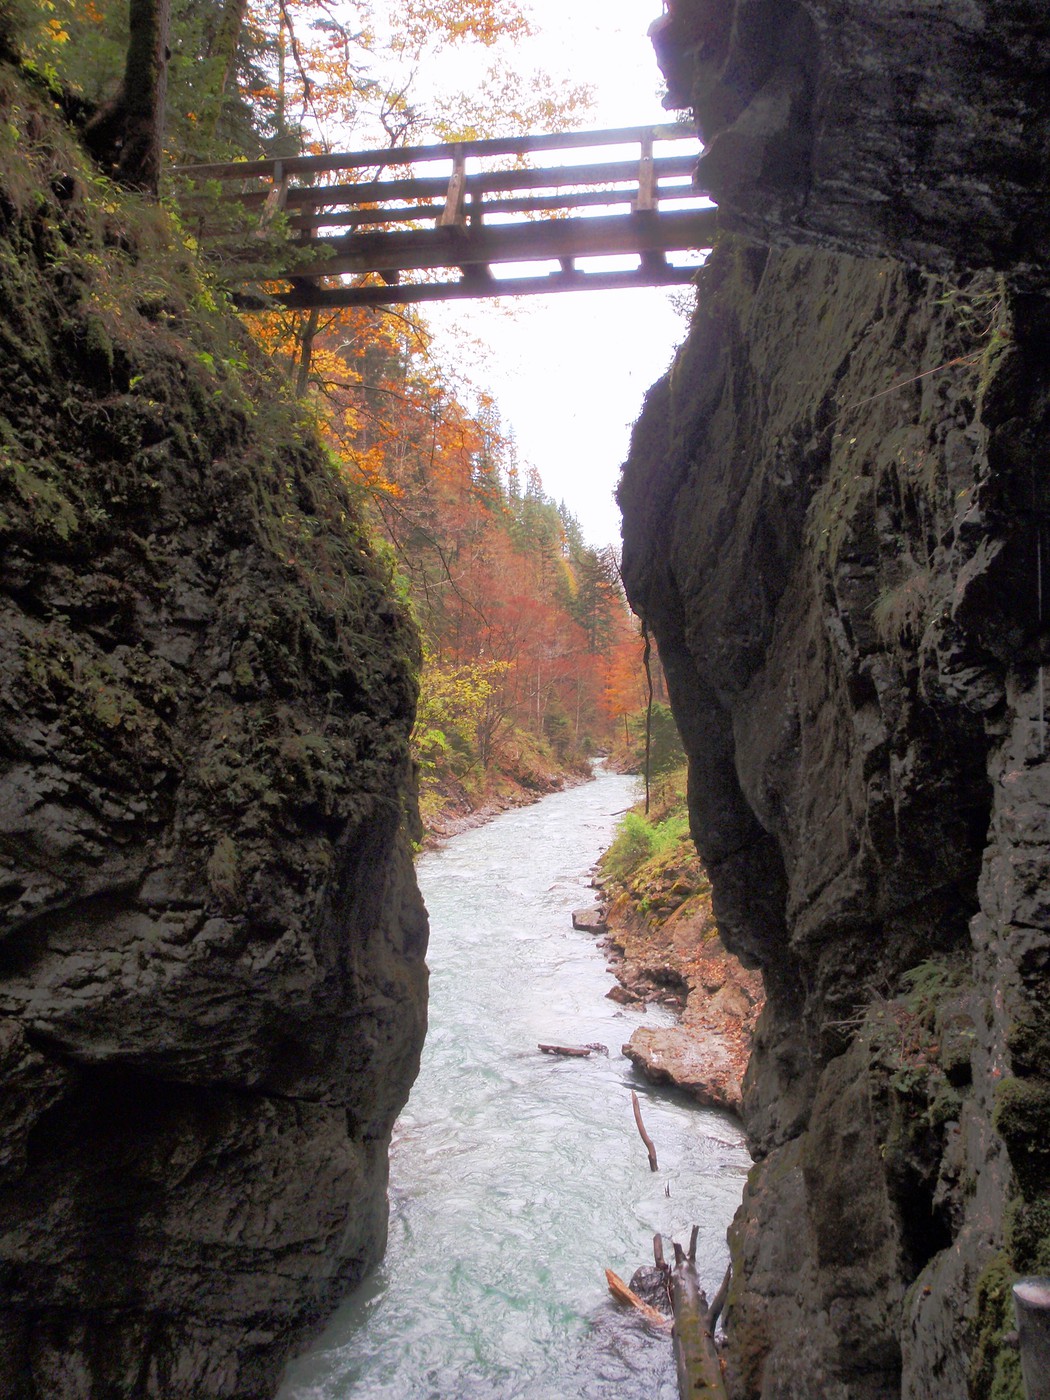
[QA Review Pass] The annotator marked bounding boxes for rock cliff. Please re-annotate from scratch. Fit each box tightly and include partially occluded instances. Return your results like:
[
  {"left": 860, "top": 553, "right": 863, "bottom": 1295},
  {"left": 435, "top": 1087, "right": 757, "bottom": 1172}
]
[
  {"left": 0, "top": 64, "right": 427, "bottom": 1397},
  {"left": 620, "top": 4, "right": 1050, "bottom": 1397}
]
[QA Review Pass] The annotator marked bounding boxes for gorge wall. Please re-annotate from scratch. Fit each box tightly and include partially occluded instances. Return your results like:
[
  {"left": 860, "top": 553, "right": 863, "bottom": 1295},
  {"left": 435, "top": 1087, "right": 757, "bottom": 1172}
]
[
  {"left": 620, "top": 4, "right": 1050, "bottom": 1398},
  {"left": 0, "top": 61, "right": 427, "bottom": 1397}
]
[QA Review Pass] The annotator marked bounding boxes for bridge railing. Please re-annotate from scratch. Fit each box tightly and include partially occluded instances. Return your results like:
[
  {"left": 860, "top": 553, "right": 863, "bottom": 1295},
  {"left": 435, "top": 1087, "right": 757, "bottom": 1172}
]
[{"left": 174, "top": 124, "right": 716, "bottom": 307}]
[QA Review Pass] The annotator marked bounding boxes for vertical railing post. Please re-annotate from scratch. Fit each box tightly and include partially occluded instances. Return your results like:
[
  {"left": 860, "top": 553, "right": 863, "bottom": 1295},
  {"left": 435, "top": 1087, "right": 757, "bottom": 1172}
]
[
  {"left": 634, "top": 130, "right": 656, "bottom": 212},
  {"left": 438, "top": 144, "right": 468, "bottom": 228},
  {"left": 257, "top": 158, "right": 289, "bottom": 231},
  {"left": 1015, "top": 1278, "right": 1050, "bottom": 1400}
]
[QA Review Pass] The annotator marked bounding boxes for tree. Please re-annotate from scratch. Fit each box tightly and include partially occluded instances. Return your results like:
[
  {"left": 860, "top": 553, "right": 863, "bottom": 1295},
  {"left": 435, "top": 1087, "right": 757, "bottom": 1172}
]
[
  {"left": 118, "top": 0, "right": 172, "bottom": 190},
  {"left": 83, "top": 0, "right": 172, "bottom": 194},
  {"left": 570, "top": 544, "right": 620, "bottom": 654}
]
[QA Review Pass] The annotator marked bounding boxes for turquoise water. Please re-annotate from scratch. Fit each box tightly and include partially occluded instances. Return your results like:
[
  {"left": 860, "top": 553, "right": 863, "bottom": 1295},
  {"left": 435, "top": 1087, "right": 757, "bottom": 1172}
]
[{"left": 279, "top": 767, "right": 749, "bottom": 1399}]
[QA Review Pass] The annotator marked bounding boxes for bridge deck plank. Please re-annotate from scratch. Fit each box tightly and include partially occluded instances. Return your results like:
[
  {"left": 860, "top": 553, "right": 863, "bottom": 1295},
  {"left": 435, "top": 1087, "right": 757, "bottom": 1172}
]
[
  {"left": 273, "top": 261, "right": 699, "bottom": 309},
  {"left": 286, "top": 208, "right": 717, "bottom": 280}
]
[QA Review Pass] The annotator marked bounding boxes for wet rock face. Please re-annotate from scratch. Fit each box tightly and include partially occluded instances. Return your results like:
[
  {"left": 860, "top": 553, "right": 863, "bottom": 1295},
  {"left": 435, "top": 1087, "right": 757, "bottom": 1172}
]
[
  {"left": 620, "top": 35, "right": 1050, "bottom": 1392},
  {"left": 0, "top": 72, "right": 428, "bottom": 1396},
  {"left": 652, "top": 0, "right": 1050, "bottom": 282}
]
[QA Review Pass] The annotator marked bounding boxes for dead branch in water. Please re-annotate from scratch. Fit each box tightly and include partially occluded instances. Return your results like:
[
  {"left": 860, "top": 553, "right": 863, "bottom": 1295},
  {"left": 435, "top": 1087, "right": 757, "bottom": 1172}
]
[{"left": 631, "top": 1089, "right": 659, "bottom": 1171}]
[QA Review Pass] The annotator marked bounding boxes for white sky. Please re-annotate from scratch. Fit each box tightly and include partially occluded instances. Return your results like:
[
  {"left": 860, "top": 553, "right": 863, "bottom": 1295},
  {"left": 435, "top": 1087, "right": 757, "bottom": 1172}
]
[{"left": 416, "top": 0, "right": 698, "bottom": 549}]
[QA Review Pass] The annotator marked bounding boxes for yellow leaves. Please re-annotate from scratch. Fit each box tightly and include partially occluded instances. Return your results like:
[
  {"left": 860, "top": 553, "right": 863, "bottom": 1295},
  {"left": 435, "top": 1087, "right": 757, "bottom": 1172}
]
[
  {"left": 46, "top": 17, "right": 70, "bottom": 42},
  {"left": 431, "top": 61, "right": 593, "bottom": 143},
  {"left": 391, "top": 0, "right": 533, "bottom": 52},
  {"left": 413, "top": 654, "right": 510, "bottom": 773}
]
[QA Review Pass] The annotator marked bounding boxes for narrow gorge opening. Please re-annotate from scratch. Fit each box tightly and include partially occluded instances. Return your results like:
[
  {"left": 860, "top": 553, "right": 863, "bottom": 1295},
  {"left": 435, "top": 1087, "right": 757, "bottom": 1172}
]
[{"left": 1, "top": 3, "right": 1048, "bottom": 1400}]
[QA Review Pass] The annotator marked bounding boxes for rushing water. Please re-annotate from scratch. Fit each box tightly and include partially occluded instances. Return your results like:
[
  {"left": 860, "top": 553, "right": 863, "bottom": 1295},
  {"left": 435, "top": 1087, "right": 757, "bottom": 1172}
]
[{"left": 279, "top": 767, "right": 750, "bottom": 1400}]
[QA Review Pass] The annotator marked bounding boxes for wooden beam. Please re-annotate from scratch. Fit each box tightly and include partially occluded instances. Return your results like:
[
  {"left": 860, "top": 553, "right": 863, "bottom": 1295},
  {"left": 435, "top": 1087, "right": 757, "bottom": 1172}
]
[
  {"left": 270, "top": 261, "right": 701, "bottom": 310},
  {"left": 634, "top": 132, "right": 656, "bottom": 212},
  {"left": 174, "top": 122, "right": 697, "bottom": 182},
  {"left": 183, "top": 153, "right": 697, "bottom": 215},
  {"left": 285, "top": 208, "right": 717, "bottom": 279},
  {"left": 255, "top": 159, "right": 288, "bottom": 233},
  {"left": 437, "top": 147, "right": 468, "bottom": 228},
  {"left": 219, "top": 182, "right": 703, "bottom": 236}
]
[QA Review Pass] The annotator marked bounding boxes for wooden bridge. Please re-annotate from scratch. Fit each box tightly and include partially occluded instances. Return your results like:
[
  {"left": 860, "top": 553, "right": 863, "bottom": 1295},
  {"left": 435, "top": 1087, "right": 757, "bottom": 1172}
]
[{"left": 176, "top": 124, "right": 717, "bottom": 309}]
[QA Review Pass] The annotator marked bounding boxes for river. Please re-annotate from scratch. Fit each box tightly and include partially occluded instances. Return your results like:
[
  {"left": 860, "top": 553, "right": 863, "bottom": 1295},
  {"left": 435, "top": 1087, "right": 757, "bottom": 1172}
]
[{"left": 278, "top": 766, "right": 750, "bottom": 1399}]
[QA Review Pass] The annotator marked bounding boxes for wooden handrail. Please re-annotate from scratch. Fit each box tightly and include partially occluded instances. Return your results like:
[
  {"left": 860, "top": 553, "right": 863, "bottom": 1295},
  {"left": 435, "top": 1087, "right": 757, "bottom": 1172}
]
[
  {"left": 180, "top": 155, "right": 698, "bottom": 213},
  {"left": 173, "top": 122, "right": 697, "bottom": 183},
  {"left": 272, "top": 183, "right": 700, "bottom": 234}
]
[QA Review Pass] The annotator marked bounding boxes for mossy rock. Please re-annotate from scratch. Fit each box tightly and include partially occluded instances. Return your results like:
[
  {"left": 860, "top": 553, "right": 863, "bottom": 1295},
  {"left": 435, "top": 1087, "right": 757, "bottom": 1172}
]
[
  {"left": 1007, "top": 1009, "right": 1050, "bottom": 1079},
  {"left": 968, "top": 1253, "right": 1026, "bottom": 1400},
  {"left": 1006, "top": 1194, "right": 1050, "bottom": 1276},
  {"left": 994, "top": 1077, "right": 1050, "bottom": 1197}
]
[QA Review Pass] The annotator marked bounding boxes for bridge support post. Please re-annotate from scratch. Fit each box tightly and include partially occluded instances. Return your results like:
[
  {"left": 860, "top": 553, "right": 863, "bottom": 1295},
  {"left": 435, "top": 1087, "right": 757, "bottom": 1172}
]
[{"left": 1015, "top": 1278, "right": 1050, "bottom": 1400}]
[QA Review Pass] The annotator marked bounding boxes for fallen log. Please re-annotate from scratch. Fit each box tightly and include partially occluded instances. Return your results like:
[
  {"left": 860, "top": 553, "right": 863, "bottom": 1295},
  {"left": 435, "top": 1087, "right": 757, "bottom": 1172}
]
[
  {"left": 631, "top": 1089, "right": 659, "bottom": 1171},
  {"left": 538, "top": 1043, "right": 592, "bottom": 1057},
  {"left": 605, "top": 1268, "right": 671, "bottom": 1330},
  {"left": 670, "top": 1229, "right": 729, "bottom": 1400}
]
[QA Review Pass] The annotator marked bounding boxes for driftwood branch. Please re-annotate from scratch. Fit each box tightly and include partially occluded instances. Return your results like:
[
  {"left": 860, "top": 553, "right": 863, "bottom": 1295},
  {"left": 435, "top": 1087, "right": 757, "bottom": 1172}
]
[
  {"left": 707, "top": 1264, "right": 731, "bottom": 1332},
  {"left": 605, "top": 1269, "right": 671, "bottom": 1330},
  {"left": 538, "top": 1043, "right": 594, "bottom": 1057},
  {"left": 631, "top": 1089, "right": 658, "bottom": 1171}
]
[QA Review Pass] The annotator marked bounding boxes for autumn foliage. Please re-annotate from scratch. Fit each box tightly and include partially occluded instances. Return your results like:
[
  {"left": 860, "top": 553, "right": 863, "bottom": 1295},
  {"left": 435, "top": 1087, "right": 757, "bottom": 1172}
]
[{"left": 251, "top": 305, "right": 650, "bottom": 821}]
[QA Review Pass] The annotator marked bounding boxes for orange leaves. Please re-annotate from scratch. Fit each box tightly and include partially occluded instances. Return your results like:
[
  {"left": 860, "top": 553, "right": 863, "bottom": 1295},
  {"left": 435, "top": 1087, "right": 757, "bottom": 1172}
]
[{"left": 239, "top": 283, "right": 639, "bottom": 789}]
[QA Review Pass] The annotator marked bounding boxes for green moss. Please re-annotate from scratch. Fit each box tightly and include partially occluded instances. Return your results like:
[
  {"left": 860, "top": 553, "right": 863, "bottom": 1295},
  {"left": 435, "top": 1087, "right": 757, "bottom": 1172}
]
[
  {"left": 15, "top": 625, "right": 175, "bottom": 783},
  {"left": 1006, "top": 1010, "right": 1050, "bottom": 1079},
  {"left": 994, "top": 1077, "right": 1050, "bottom": 1197},
  {"left": 969, "top": 1253, "right": 1026, "bottom": 1400},
  {"left": 927, "top": 1079, "right": 963, "bottom": 1129},
  {"left": 1006, "top": 1195, "right": 1050, "bottom": 1276},
  {"left": 0, "top": 450, "right": 79, "bottom": 539},
  {"left": 82, "top": 312, "right": 114, "bottom": 379}
]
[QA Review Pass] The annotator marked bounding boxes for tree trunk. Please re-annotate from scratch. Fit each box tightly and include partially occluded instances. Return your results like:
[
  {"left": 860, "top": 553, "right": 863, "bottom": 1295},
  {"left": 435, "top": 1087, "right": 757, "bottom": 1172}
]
[
  {"left": 671, "top": 1233, "right": 729, "bottom": 1400},
  {"left": 201, "top": 0, "right": 249, "bottom": 141},
  {"left": 117, "top": 0, "right": 172, "bottom": 194},
  {"left": 295, "top": 307, "right": 319, "bottom": 398},
  {"left": 209, "top": 0, "right": 248, "bottom": 101}
]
